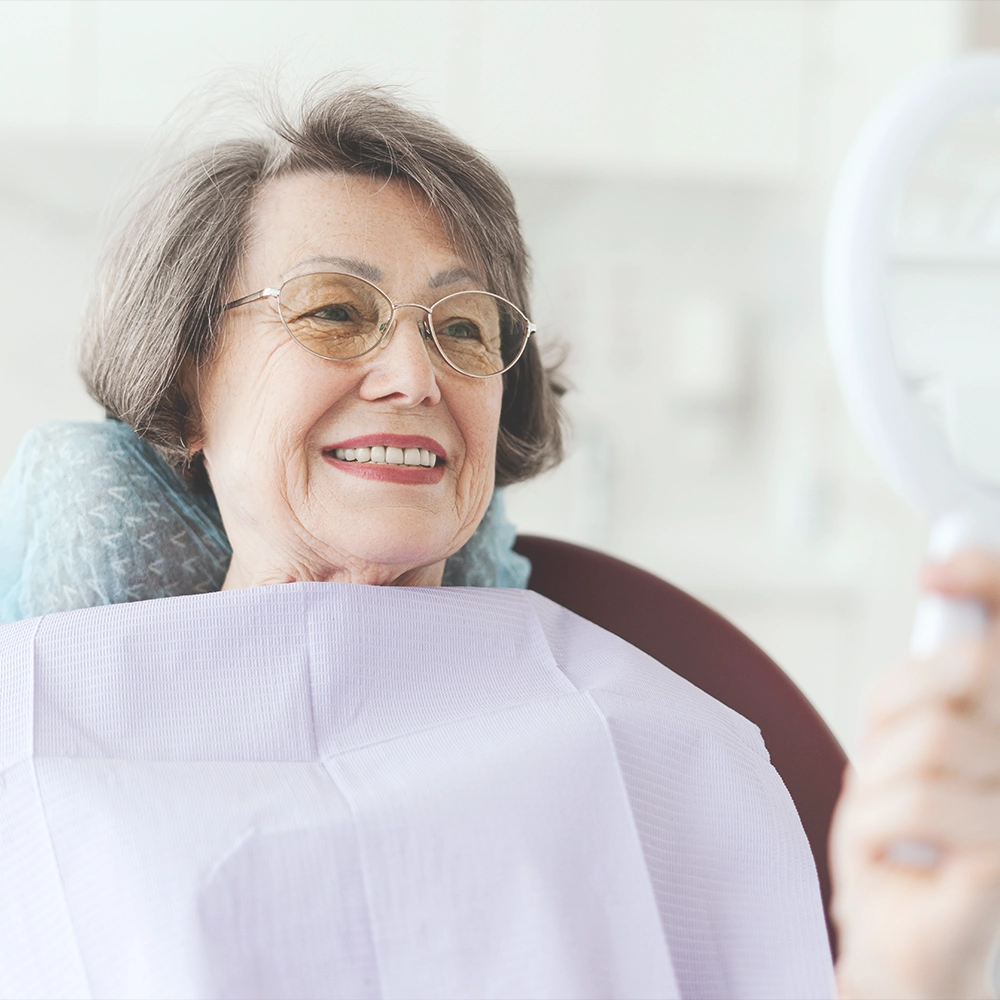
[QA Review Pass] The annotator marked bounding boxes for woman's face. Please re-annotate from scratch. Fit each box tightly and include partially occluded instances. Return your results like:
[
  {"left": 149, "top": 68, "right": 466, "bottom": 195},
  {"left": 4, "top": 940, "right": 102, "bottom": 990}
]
[{"left": 191, "top": 172, "right": 503, "bottom": 589}]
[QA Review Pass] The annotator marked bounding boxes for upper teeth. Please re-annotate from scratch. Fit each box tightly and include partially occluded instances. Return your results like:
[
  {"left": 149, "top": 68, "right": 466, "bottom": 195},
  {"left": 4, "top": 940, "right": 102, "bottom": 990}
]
[{"left": 333, "top": 446, "right": 437, "bottom": 467}]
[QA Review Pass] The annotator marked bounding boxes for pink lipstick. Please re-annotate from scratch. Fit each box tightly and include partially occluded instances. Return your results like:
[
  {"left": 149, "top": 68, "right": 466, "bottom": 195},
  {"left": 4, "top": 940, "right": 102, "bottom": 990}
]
[{"left": 322, "top": 434, "right": 447, "bottom": 484}]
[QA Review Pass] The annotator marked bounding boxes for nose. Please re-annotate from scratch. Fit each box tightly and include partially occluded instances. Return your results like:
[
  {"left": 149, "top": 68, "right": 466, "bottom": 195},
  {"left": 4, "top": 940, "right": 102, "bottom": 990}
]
[{"left": 357, "top": 307, "right": 442, "bottom": 407}]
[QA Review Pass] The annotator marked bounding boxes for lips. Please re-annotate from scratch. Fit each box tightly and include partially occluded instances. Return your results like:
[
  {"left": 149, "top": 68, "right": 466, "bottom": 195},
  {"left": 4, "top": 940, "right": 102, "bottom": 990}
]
[
  {"left": 322, "top": 434, "right": 447, "bottom": 484},
  {"left": 324, "top": 434, "right": 446, "bottom": 461}
]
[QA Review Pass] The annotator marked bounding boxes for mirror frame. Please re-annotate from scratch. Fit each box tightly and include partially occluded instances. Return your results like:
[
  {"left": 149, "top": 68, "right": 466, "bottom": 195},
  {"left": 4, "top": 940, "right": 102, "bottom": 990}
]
[{"left": 824, "top": 54, "right": 1000, "bottom": 523}]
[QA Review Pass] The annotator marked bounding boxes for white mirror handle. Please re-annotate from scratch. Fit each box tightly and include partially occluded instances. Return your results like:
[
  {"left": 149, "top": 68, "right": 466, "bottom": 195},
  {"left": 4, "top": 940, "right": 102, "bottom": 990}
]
[
  {"left": 887, "top": 514, "right": 995, "bottom": 877},
  {"left": 910, "top": 512, "right": 996, "bottom": 657}
]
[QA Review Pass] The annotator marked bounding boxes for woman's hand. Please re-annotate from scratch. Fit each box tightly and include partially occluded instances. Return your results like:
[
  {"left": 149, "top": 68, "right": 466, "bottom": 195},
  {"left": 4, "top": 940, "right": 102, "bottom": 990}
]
[{"left": 832, "top": 550, "right": 1000, "bottom": 1000}]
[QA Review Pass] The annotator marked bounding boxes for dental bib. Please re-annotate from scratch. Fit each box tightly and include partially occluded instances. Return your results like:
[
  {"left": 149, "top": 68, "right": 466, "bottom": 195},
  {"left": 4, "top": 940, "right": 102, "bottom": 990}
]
[{"left": 0, "top": 585, "right": 833, "bottom": 1000}]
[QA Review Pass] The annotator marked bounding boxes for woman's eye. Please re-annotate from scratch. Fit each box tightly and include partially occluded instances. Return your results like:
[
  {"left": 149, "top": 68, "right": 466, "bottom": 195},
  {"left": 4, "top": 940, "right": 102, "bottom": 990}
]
[
  {"left": 438, "top": 320, "right": 481, "bottom": 341},
  {"left": 312, "top": 303, "right": 353, "bottom": 322}
]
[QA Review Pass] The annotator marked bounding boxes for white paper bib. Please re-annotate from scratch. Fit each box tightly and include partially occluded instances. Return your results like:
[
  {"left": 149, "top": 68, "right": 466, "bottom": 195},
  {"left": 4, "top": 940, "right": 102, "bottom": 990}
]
[{"left": 0, "top": 584, "right": 833, "bottom": 999}]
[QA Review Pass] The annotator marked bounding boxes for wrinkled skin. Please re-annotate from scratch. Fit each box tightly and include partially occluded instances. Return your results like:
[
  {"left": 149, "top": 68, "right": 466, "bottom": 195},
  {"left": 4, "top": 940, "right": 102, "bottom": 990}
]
[
  {"left": 833, "top": 550, "right": 1000, "bottom": 999},
  {"left": 187, "top": 172, "right": 503, "bottom": 591}
]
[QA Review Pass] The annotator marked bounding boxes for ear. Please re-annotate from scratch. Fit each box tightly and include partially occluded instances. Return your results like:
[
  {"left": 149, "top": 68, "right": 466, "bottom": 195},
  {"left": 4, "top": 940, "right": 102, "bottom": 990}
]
[
  {"left": 185, "top": 428, "right": 205, "bottom": 457},
  {"left": 176, "top": 357, "right": 206, "bottom": 456}
]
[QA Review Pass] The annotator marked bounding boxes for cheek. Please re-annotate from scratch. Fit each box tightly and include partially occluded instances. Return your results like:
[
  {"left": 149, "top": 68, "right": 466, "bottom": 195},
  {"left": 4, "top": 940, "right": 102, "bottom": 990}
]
[
  {"left": 204, "top": 369, "right": 288, "bottom": 463},
  {"left": 198, "top": 341, "right": 351, "bottom": 476},
  {"left": 454, "top": 380, "right": 503, "bottom": 475}
]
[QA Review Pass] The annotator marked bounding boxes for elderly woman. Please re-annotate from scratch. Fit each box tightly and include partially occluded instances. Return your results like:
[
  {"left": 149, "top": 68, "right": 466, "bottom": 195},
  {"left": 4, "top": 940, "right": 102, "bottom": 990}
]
[
  {"left": 0, "top": 84, "right": 830, "bottom": 1000},
  {"left": 0, "top": 82, "right": 996, "bottom": 1000}
]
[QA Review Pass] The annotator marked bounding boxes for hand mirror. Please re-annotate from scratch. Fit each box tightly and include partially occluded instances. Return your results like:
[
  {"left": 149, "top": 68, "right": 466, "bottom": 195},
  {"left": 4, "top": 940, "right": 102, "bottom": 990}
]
[{"left": 826, "top": 54, "right": 1000, "bottom": 658}]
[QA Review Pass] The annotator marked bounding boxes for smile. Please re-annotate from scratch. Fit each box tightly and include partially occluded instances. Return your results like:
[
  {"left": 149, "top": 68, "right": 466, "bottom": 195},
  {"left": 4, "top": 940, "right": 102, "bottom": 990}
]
[
  {"left": 332, "top": 445, "right": 437, "bottom": 467},
  {"left": 322, "top": 434, "right": 448, "bottom": 484}
]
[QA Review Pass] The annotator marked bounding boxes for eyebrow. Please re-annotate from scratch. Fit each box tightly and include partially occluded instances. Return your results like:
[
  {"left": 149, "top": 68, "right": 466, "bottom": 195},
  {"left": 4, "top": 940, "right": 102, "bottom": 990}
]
[
  {"left": 284, "top": 258, "right": 484, "bottom": 292},
  {"left": 428, "top": 267, "right": 484, "bottom": 289},
  {"left": 285, "top": 256, "right": 384, "bottom": 284}
]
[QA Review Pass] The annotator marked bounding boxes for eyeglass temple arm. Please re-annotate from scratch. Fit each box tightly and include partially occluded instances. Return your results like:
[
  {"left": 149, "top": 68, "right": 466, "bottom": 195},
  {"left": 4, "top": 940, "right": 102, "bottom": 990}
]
[{"left": 224, "top": 288, "right": 280, "bottom": 311}]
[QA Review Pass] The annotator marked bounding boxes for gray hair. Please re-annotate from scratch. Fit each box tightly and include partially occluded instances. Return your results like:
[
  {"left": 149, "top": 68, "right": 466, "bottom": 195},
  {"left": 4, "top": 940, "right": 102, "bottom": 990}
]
[{"left": 79, "top": 81, "right": 565, "bottom": 488}]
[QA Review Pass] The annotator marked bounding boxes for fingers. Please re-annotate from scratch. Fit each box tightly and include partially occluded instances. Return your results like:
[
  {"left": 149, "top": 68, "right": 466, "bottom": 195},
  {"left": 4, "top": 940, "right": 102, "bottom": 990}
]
[
  {"left": 831, "top": 830, "right": 1000, "bottom": 1000},
  {"left": 860, "top": 548, "right": 1000, "bottom": 737},
  {"left": 829, "top": 545, "right": 1000, "bottom": 1000},
  {"left": 923, "top": 549, "right": 1000, "bottom": 613},
  {"left": 837, "top": 775, "right": 1000, "bottom": 856},
  {"left": 852, "top": 648, "right": 1000, "bottom": 860},
  {"left": 859, "top": 705, "right": 1000, "bottom": 787},
  {"left": 862, "top": 640, "right": 1000, "bottom": 736}
]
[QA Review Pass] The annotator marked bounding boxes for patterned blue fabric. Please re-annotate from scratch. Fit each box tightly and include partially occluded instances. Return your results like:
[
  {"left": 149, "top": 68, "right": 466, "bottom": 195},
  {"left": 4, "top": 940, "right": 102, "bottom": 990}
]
[{"left": 0, "top": 420, "right": 530, "bottom": 623}]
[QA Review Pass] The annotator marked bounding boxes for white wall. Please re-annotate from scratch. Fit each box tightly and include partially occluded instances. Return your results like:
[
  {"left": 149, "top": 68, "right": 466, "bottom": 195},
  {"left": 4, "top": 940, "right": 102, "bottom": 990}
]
[
  {"left": 0, "top": 1, "right": 806, "bottom": 177},
  {"left": 0, "top": 0, "right": 978, "bottom": 749}
]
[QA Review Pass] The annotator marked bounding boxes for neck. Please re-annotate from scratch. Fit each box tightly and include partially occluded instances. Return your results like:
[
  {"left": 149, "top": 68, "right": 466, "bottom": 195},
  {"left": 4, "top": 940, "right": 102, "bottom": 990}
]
[{"left": 221, "top": 557, "right": 446, "bottom": 591}]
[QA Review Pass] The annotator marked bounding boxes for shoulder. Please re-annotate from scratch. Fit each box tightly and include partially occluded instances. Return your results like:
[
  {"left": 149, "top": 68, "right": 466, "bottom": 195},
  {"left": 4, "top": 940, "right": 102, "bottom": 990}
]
[
  {"left": 0, "top": 421, "right": 229, "bottom": 620},
  {"left": 16, "top": 418, "right": 144, "bottom": 467},
  {"left": 519, "top": 588, "right": 802, "bottom": 858},
  {"left": 519, "top": 589, "right": 835, "bottom": 997},
  {"left": 8, "top": 420, "right": 166, "bottom": 509},
  {"left": 522, "top": 588, "right": 768, "bottom": 763}
]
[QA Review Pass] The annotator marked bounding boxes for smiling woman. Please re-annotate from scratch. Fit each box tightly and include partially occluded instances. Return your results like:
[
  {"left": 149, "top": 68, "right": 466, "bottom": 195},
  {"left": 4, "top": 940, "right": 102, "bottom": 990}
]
[
  {"left": 187, "top": 172, "right": 509, "bottom": 590},
  {"left": 76, "top": 86, "right": 564, "bottom": 593},
  {"left": 0, "top": 80, "right": 836, "bottom": 1000},
  {"left": 81, "top": 86, "right": 562, "bottom": 489}
]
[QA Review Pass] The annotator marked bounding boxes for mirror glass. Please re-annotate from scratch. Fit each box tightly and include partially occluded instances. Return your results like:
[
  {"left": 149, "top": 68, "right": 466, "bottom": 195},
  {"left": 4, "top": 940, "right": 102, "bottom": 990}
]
[{"left": 885, "top": 106, "right": 1000, "bottom": 491}]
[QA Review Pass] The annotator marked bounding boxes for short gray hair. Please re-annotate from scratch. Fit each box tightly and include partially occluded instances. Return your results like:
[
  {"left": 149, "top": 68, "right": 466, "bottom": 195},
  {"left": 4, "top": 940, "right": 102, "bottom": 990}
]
[{"left": 80, "top": 81, "right": 565, "bottom": 488}]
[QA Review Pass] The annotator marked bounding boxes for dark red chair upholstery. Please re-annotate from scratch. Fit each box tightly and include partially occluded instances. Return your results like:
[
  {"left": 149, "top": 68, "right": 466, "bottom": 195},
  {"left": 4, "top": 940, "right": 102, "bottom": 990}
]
[{"left": 514, "top": 534, "right": 848, "bottom": 958}]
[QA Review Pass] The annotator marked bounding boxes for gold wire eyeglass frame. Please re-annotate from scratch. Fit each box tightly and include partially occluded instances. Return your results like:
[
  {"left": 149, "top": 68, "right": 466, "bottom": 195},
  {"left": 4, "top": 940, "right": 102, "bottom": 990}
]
[{"left": 223, "top": 271, "right": 536, "bottom": 379}]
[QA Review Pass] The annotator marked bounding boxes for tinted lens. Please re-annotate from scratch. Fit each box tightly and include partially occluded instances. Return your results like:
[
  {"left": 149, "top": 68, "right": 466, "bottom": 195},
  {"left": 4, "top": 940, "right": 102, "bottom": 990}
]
[
  {"left": 429, "top": 292, "right": 529, "bottom": 376},
  {"left": 278, "top": 273, "right": 392, "bottom": 360}
]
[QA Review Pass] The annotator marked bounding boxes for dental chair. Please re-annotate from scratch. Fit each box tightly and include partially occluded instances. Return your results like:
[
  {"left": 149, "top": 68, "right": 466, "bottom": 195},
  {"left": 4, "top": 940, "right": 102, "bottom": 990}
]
[{"left": 515, "top": 534, "right": 848, "bottom": 958}]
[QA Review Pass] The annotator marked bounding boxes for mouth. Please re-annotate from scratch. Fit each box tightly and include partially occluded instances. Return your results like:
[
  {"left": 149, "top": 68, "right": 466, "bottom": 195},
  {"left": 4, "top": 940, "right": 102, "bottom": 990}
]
[{"left": 321, "top": 434, "right": 447, "bottom": 484}]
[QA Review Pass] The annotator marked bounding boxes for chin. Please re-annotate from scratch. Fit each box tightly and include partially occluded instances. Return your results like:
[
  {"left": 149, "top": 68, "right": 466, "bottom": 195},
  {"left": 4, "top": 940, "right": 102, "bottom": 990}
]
[
  {"left": 350, "top": 545, "right": 447, "bottom": 573},
  {"left": 322, "top": 517, "right": 459, "bottom": 572}
]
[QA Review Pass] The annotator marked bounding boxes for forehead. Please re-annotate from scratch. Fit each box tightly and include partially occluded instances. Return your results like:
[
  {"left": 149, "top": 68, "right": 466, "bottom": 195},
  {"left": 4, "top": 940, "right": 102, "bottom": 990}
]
[{"left": 247, "top": 172, "right": 459, "bottom": 280}]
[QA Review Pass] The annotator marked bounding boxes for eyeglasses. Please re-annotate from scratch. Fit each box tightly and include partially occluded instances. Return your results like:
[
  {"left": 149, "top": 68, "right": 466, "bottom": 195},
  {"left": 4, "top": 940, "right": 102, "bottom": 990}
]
[{"left": 224, "top": 271, "right": 535, "bottom": 378}]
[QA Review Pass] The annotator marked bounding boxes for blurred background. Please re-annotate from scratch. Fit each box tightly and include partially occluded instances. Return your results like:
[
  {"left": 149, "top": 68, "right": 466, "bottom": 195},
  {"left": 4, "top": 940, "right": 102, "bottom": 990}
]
[{"left": 0, "top": 0, "right": 995, "bottom": 751}]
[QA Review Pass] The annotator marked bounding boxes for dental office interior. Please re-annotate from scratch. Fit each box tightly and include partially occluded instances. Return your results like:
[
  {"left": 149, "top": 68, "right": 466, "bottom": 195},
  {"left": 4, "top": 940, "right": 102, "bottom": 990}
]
[{"left": 0, "top": 0, "right": 989, "bottom": 754}]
